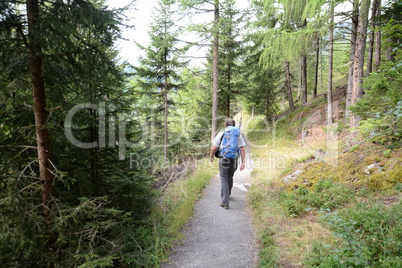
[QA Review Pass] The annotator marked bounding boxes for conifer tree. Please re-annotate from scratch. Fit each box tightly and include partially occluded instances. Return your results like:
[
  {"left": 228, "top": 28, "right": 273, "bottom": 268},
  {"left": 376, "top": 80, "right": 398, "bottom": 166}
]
[
  {"left": 346, "top": 0, "right": 359, "bottom": 120},
  {"left": 327, "top": 0, "right": 335, "bottom": 125},
  {"left": 179, "top": 0, "right": 220, "bottom": 141},
  {"left": 350, "top": 0, "right": 371, "bottom": 128},
  {"left": 258, "top": 0, "right": 312, "bottom": 104},
  {"left": 135, "top": 0, "right": 188, "bottom": 162},
  {"left": 367, "top": 0, "right": 382, "bottom": 75},
  {"left": 217, "top": 0, "right": 244, "bottom": 117}
]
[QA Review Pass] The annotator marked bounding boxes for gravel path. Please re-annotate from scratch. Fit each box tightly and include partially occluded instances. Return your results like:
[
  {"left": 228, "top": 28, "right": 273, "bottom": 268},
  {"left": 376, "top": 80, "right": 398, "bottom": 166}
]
[{"left": 162, "top": 153, "right": 259, "bottom": 268}]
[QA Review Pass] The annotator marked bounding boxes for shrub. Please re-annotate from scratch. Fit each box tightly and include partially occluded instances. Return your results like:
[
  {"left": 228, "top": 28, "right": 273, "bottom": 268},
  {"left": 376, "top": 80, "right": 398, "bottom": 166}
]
[
  {"left": 350, "top": 59, "right": 402, "bottom": 146},
  {"left": 279, "top": 179, "right": 354, "bottom": 217},
  {"left": 258, "top": 229, "right": 278, "bottom": 267},
  {"left": 306, "top": 201, "right": 402, "bottom": 267}
]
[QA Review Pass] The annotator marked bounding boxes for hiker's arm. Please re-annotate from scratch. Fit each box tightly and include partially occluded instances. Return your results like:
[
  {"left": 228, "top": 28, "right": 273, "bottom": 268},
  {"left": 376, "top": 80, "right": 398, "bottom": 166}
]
[
  {"left": 240, "top": 146, "right": 245, "bottom": 171},
  {"left": 210, "top": 145, "right": 218, "bottom": 162}
]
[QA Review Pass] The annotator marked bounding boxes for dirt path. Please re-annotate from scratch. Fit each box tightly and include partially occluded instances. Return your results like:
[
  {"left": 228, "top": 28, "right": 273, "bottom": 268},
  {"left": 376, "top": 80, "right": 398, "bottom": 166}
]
[{"left": 162, "top": 153, "right": 258, "bottom": 268}]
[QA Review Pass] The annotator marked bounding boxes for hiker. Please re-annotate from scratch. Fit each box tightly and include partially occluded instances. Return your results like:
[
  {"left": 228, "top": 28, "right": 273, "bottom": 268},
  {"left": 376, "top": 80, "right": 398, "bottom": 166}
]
[{"left": 210, "top": 118, "right": 246, "bottom": 209}]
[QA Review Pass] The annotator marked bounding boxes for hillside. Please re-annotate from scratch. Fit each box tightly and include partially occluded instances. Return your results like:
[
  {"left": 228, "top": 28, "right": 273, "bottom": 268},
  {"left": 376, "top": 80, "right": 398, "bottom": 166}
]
[{"left": 245, "top": 87, "right": 402, "bottom": 267}]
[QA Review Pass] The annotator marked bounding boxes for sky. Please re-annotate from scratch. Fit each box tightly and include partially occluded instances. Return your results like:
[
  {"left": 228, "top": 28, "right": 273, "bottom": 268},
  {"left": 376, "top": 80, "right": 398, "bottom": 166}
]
[
  {"left": 105, "top": 0, "right": 155, "bottom": 65},
  {"left": 105, "top": 0, "right": 356, "bottom": 66},
  {"left": 105, "top": 0, "right": 250, "bottom": 67}
]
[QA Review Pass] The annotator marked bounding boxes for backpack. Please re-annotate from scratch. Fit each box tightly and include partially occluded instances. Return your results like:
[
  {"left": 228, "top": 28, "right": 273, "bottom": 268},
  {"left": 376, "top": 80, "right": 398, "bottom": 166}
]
[{"left": 220, "top": 126, "right": 240, "bottom": 159}]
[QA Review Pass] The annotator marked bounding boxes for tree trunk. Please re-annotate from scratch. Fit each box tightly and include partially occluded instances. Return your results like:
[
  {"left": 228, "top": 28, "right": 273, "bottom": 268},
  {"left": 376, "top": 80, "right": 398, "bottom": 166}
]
[
  {"left": 26, "top": 0, "right": 56, "bottom": 249},
  {"left": 373, "top": 0, "right": 382, "bottom": 72},
  {"left": 211, "top": 0, "right": 219, "bottom": 141},
  {"left": 227, "top": 62, "right": 231, "bottom": 117},
  {"left": 350, "top": 0, "right": 371, "bottom": 128},
  {"left": 345, "top": 0, "right": 359, "bottom": 120},
  {"left": 386, "top": 1, "right": 401, "bottom": 61},
  {"left": 327, "top": 1, "right": 334, "bottom": 125},
  {"left": 285, "top": 61, "right": 295, "bottom": 111},
  {"left": 301, "top": 54, "right": 308, "bottom": 104},
  {"left": 313, "top": 37, "right": 320, "bottom": 98},
  {"left": 366, "top": 0, "right": 380, "bottom": 76},
  {"left": 88, "top": 48, "right": 97, "bottom": 185},
  {"left": 297, "top": 57, "right": 302, "bottom": 102},
  {"left": 27, "top": 0, "right": 54, "bottom": 216},
  {"left": 164, "top": 53, "right": 168, "bottom": 163}
]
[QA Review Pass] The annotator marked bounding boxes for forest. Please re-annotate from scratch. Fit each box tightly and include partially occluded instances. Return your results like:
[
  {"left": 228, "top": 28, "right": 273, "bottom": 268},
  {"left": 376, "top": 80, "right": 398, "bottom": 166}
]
[{"left": 0, "top": 0, "right": 401, "bottom": 267}]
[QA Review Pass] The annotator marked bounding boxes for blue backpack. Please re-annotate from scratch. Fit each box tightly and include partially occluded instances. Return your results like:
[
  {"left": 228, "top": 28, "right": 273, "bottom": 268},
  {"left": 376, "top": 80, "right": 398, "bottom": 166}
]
[{"left": 220, "top": 126, "right": 240, "bottom": 159}]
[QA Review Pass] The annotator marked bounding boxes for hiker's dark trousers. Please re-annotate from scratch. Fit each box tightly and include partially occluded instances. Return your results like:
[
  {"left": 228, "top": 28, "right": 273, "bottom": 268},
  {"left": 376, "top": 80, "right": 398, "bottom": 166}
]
[{"left": 219, "top": 157, "right": 238, "bottom": 206}]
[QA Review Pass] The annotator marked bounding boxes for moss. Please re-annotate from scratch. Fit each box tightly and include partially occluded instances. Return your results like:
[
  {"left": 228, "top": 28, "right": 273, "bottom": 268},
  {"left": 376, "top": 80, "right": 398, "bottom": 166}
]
[{"left": 277, "top": 143, "right": 402, "bottom": 192}]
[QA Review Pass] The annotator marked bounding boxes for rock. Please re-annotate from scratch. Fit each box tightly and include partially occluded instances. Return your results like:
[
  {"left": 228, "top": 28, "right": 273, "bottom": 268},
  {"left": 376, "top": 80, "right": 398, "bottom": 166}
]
[
  {"left": 315, "top": 149, "right": 325, "bottom": 160},
  {"left": 281, "top": 169, "right": 303, "bottom": 183},
  {"left": 364, "top": 163, "right": 383, "bottom": 174}
]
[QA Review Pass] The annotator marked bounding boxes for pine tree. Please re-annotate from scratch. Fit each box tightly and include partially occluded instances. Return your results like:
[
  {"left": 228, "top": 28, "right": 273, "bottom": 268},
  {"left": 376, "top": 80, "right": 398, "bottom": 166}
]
[{"left": 135, "top": 0, "right": 188, "bottom": 163}]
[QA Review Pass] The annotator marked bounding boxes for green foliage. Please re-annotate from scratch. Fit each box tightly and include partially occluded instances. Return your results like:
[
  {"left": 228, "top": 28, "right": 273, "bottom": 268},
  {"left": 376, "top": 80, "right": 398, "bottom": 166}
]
[
  {"left": 169, "top": 68, "right": 212, "bottom": 157},
  {"left": 306, "top": 201, "right": 402, "bottom": 267},
  {"left": 77, "top": 254, "right": 118, "bottom": 268},
  {"left": 350, "top": 58, "right": 402, "bottom": 146},
  {"left": 134, "top": 0, "right": 190, "bottom": 161},
  {"left": 0, "top": 1, "right": 160, "bottom": 267},
  {"left": 240, "top": 37, "right": 281, "bottom": 119},
  {"left": 279, "top": 179, "right": 354, "bottom": 217},
  {"left": 0, "top": 192, "right": 133, "bottom": 267},
  {"left": 244, "top": 115, "right": 271, "bottom": 145},
  {"left": 258, "top": 228, "right": 279, "bottom": 267}
]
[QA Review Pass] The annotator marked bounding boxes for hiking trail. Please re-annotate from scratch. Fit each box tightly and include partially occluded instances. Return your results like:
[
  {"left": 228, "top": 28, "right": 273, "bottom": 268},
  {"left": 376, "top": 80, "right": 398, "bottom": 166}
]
[{"left": 162, "top": 152, "right": 258, "bottom": 268}]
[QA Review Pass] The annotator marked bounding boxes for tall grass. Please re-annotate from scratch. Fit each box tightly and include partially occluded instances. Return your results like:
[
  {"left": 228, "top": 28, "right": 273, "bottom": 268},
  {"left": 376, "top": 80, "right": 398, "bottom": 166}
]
[{"left": 149, "top": 159, "right": 217, "bottom": 266}]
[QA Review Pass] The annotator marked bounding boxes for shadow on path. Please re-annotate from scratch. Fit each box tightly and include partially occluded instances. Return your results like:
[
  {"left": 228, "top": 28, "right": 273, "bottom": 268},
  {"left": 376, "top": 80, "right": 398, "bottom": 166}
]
[{"left": 162, "top": 153, "right": 258, "bottom": 268}]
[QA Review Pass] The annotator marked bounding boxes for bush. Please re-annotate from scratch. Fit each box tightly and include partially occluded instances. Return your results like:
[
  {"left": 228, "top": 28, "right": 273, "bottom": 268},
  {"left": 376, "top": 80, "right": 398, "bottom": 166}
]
[
  {"left": 306, "top": 201, "right": 402, "bottom": 267},
  {"left": 279, "top": 179, "right": 354, "bottom": 217},
  {"left": 350, "top": 59, "right": 402, "bottom": 146}
]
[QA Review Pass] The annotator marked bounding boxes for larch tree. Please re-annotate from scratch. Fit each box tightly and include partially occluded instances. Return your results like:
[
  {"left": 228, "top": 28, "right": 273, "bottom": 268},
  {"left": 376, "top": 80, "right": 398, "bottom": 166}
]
[
  {"left": 366, "top": 0, "right": 382, "bottom": 76},
  {"left": 327, "top": 0, "right": 335, "bottom": 125},
  {"left": 285, "top": 61, "right": 296, "bottom": 111},
  {"left": 350, "top": 0, "right": 371, "bottom": 128},
  {"left": 259, "top": 0, "right": 312, "bottom": 105},
  {"left": 212, "top": 0, "right": 219, "bottom": 141},
  {"left": 345, "top": 0, "right": 359, "bottom": 120},
  {"left": 313, "top": 36, "right": 320, "bottom": 98},
  {"left": 373, "top": 0, "right": 382, "bottom": 72}
]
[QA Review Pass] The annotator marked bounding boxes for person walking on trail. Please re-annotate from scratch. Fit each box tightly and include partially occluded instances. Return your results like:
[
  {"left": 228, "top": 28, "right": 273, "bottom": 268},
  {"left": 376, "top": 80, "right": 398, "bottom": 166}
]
[{"left": 210, "top": 118, "right": 246, "bottom": 209}]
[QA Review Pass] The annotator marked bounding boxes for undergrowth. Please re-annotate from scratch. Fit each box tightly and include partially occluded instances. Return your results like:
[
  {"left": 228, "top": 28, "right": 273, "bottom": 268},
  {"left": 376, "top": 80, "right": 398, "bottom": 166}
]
[
  {"left": 279, "top": 179, "right": 355, "bottom": 217},
  {"left": 245, "top": 77, "right": 402, "bottom": 267},
  {"left": 111, "top": 159, "right": 216, "bottom": 267},
  {"left": 306, "top": 200, "right": 402, "bottom": 267}
]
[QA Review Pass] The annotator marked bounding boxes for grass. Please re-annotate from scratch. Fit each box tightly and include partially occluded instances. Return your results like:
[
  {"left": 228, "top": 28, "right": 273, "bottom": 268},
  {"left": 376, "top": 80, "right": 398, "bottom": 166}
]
[
  {"left": 244, "top": 101, "right": 402, "bottom": 267},
  {"left": 149, "top": 158, "right": 217, "bottom": 266}
]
